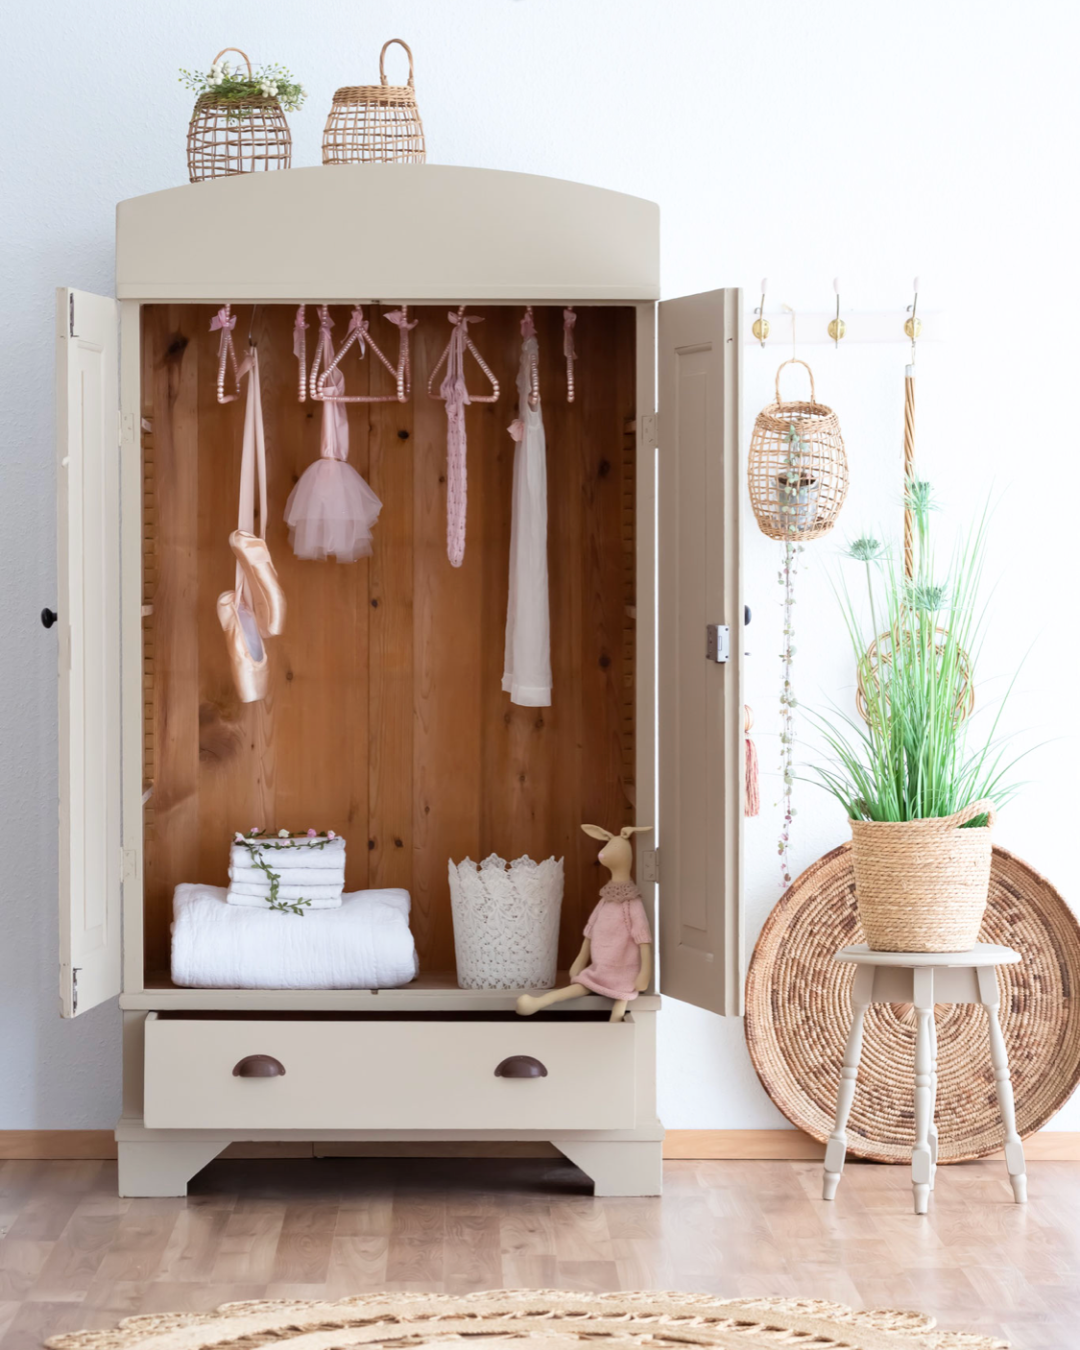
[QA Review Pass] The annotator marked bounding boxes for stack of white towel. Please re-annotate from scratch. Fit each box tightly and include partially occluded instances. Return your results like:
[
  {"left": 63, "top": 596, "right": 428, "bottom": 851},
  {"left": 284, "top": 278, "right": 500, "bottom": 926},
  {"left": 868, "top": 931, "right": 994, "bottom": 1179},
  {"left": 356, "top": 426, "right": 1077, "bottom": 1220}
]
[{"left": 227, "top": 834, "right": 347, "bottom": 910}]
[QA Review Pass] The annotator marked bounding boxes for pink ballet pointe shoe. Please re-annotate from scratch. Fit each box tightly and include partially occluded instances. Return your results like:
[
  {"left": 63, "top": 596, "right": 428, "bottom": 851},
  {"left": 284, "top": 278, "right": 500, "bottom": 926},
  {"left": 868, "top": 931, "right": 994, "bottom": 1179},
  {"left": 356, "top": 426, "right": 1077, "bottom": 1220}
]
[
  {"left": 229, "top": 530, "right": 286, "bottom": 637},
  {"left": 217, "top": 590, "right": 269, "bottom": 703}
]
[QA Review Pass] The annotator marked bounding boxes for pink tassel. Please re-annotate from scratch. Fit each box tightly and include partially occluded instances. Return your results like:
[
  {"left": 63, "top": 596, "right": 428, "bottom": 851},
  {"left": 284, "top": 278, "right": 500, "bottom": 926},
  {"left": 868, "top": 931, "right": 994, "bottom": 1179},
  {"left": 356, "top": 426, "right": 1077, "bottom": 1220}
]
[{"left": 744, "top": 705, "right": 760, "bottom": 818}]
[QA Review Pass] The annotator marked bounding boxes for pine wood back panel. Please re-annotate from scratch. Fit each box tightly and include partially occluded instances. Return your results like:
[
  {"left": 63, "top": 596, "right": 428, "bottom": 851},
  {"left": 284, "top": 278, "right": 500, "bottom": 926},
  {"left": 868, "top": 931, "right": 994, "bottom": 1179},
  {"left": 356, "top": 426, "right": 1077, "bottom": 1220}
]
[{"left": 142, "top": 304, "right": 636, "bottom": 978}]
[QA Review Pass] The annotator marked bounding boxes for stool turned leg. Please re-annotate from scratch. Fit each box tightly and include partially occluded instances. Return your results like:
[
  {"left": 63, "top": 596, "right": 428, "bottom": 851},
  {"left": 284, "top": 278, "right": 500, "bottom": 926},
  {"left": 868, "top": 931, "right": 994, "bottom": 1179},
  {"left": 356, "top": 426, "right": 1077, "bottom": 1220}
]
[
  {"left": 823, "top": 964, "right": 874, "bottom": 1201},
  {"left": 978, "top": 965, "right": 1027, "bottom": 1204},
  {"left": 928, "top": 1007, "right": 939, "bottom": 1189},
  {"left": 912, "top": 968, "right": 934, "bottom": 1215}
]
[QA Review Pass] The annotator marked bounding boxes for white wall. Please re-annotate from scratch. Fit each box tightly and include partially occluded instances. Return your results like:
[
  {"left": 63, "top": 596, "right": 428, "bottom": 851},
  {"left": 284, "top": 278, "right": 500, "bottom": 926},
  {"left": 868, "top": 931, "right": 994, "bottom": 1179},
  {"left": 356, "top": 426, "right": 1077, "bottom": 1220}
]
[{"left": 2, "top": 0, "right": 1076, "bottom": 1130}]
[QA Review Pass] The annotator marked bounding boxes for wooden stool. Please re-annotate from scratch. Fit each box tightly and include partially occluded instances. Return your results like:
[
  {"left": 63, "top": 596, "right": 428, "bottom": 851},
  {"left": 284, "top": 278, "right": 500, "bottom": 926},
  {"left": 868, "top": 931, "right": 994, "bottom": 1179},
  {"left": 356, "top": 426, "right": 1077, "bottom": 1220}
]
[{"left": 822, "top": 942, "right": 1027, "bottom": 1214}]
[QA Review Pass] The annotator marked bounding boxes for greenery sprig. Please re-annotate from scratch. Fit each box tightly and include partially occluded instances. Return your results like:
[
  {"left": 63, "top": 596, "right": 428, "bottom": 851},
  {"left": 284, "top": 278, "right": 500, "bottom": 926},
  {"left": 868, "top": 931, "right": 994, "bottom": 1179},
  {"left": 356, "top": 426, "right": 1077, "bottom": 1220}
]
[{"left": 180, "top": 56, "right": 306, "bottom": 114}]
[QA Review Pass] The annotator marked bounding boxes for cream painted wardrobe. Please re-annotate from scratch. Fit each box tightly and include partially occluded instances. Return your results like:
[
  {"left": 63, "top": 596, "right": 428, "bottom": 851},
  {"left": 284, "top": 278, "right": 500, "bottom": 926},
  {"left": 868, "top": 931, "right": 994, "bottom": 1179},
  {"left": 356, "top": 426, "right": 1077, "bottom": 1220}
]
[{"left": 54, "top": 164, "right": 743, "bottom": 1198}]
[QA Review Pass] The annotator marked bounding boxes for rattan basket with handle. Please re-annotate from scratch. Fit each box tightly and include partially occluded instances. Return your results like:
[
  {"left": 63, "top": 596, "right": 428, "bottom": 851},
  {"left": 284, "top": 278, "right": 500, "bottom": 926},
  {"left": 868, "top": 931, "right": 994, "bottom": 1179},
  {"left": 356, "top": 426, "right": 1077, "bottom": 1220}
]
[
  {"left": 850, "top": 798, "right": 995, "bottom": 952},
  {"left": 748, "top": 359, "right": 848, "bottom": 541},
  {"left": 186, "top": 48, "right": 292, "bottom": 183},
  {"left": 322, "top": 39, "right": 426, "bottom": 165}
]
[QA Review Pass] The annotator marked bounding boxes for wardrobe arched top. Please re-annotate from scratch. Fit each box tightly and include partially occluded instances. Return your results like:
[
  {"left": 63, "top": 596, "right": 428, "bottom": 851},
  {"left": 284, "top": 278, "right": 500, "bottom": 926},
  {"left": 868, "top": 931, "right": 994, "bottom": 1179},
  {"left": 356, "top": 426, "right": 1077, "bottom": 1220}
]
[{"left": 115, "top": 164, "right": 660, "bottom": 304}]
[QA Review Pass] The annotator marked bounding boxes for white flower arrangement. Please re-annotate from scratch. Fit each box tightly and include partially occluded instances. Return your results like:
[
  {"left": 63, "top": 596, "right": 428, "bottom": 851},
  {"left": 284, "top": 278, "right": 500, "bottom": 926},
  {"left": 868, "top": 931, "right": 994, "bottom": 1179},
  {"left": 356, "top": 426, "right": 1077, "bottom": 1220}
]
[{"left": 180, "top": 58, "right": 306, "bottom": 114}]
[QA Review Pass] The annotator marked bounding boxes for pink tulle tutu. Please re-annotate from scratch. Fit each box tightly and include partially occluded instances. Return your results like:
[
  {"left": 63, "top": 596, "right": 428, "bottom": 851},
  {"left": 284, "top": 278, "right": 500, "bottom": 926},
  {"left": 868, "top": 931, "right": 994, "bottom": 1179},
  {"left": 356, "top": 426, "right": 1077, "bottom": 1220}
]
[
  {"left": 284, "top": 458, "right": 382, "bottom": 562},
  {"left": 285, "top": 316, "right": 383, "bottom": 563}
]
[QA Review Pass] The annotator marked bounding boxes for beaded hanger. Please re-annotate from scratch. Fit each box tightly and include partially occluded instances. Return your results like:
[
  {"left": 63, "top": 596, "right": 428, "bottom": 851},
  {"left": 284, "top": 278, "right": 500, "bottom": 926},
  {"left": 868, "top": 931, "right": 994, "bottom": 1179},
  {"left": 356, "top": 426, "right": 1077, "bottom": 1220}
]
[
  {"left": 308, "top": 304, "right": 416, "bottom": 403},
  {"left": 210, "top": 304, "right": 241, "bottom": 403},
  {"left": 521, "top": 307, "right": 540, "bottom": 411},
  {"left": 426, "top": 307, "right": 500, "bottom": 403},
  {"left": 563, "top": 307, "right": 577, "bottom": 403}
]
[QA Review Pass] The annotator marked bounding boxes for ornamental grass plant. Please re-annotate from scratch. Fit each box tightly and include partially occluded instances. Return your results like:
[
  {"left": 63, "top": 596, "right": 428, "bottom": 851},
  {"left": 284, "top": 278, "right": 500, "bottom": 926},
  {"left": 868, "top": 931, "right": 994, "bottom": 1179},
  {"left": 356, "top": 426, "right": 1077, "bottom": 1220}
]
[{"left": 807, "top": 478, "right": 1024, "bottom": 827}]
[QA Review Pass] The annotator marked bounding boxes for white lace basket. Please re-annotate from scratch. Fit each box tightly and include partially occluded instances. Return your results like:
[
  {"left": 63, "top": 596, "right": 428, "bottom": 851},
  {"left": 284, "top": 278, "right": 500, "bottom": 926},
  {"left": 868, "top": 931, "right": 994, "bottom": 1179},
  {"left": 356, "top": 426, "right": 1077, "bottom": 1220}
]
[{"left": 448, "top": 854, "right": 564, "bottom": 990}]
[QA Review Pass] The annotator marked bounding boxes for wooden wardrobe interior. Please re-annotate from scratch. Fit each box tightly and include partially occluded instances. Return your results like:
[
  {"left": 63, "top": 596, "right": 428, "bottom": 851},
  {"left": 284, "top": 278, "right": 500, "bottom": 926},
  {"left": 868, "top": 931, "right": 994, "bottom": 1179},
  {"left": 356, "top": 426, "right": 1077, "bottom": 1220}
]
[{"left": 139, "top": 303, "right": 638, "bottom": 985}]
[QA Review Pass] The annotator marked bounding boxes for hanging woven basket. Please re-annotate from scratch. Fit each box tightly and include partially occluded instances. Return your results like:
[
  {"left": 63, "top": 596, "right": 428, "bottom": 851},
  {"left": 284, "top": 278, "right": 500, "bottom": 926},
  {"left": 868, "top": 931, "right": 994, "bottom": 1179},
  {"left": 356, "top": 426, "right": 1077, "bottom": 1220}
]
[
  {"left": 322, "top": 39, "right": 426, "bottom": 165},
  {"left": 186, "top": 48, "right": 292, "bottom": 183},
  {"left": 748, "top": 359, "right": 848, "bottom": 541}
]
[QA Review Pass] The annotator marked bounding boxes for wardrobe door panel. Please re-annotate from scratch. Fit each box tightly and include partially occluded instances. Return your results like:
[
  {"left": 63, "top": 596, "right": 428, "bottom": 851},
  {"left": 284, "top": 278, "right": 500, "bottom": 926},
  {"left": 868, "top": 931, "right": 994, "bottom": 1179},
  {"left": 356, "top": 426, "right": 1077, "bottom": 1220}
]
[
  {"left": 656, "top": 288, "right": 743, "bottom": 1017},
  {"left": 55, "top": 287, "right": 123, "bottom": 1017}
]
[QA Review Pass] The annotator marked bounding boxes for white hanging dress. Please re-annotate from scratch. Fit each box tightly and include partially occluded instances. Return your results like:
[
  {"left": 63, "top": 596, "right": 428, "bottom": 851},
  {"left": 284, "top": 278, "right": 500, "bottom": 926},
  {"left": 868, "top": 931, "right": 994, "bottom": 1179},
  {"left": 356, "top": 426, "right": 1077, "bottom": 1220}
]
[{"left": 502, "top": 333, "right": 551, "bottom": 706}]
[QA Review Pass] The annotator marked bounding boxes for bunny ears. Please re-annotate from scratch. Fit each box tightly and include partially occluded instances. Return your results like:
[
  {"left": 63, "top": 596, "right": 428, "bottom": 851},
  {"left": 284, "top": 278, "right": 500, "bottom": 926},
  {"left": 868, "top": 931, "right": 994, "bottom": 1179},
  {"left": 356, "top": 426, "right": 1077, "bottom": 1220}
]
[{"left": 581, "top": 824, "right": 653, "bottom": 842}]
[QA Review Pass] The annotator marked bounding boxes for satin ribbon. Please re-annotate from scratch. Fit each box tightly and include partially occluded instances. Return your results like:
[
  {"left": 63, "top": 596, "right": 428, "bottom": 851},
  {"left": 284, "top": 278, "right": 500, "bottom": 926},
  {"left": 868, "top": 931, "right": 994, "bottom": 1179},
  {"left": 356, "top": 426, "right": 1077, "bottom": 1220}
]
[
  {"left": 347, "top": 305, "right": 369, "bottom": 358},
  {"left": 563, "top": 307, "right": 577, "bottom": 360}
]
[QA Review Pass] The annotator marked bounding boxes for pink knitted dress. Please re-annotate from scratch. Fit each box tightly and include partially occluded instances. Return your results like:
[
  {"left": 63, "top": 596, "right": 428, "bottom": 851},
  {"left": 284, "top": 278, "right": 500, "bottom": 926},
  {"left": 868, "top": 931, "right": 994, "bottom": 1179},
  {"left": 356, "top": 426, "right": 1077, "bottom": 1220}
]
[{"left": 576, "top": 881, "right": 653, "bottom": 1001}]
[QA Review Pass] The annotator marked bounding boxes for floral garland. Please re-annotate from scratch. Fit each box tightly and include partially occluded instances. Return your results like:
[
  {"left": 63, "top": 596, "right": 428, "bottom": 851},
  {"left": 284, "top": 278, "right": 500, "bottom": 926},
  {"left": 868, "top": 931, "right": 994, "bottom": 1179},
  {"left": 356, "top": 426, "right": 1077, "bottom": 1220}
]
[
  {"left": 233, "top": 827, "right": 337, "bottom": 915},
  {"left": 776, "top": 423, "right": 807, "bottom": 890}
]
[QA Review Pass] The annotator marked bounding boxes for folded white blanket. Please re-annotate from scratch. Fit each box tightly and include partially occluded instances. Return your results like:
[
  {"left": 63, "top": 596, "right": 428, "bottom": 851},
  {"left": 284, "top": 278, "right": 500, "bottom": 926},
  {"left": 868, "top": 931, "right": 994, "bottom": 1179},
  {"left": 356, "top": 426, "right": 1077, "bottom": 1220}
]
[
  {"left": 228, "top": 881, "right": 344, "bottom": 901},
  {"left": 229, "top": 864, "right": 346, "bottom": 887},
  {"left": 172, "top": 883, "right": 419, "bottom": 989},
  {"left": 231, "top": 837, "right": 345, "bottom": 870}
]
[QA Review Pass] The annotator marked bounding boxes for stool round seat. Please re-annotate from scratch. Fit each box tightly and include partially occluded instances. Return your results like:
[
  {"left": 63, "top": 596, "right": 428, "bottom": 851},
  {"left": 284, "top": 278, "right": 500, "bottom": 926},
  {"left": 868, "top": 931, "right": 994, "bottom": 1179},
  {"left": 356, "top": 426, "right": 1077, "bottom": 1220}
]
[
  {"left": 823, "top": 942, "right": 1026, "bottom": 1215},
  {"left": 835, "top": 942, "right": 1021, "bottom": 968}
]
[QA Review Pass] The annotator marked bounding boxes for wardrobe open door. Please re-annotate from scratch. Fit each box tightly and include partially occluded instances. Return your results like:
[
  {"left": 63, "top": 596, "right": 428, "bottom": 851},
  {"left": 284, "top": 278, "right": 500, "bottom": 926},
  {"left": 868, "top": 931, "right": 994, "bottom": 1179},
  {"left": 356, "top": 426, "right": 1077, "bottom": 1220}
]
[
  {"left": 656, "top": 288, "right": 744, "bottom": 1017},
  {"left": 55, "top": 288, "right": 123, "bottom": 1017}
]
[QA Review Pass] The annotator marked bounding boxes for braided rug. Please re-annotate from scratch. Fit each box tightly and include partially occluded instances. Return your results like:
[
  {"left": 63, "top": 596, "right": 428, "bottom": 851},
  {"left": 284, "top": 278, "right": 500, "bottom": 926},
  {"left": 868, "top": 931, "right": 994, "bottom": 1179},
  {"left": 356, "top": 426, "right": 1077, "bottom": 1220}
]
[
  {"left": 45, "top": 1288, "right": 1006, "bottom": 1350},
  {"left": 745, "top": 843, "right": 1080, "bottom": 1162}
]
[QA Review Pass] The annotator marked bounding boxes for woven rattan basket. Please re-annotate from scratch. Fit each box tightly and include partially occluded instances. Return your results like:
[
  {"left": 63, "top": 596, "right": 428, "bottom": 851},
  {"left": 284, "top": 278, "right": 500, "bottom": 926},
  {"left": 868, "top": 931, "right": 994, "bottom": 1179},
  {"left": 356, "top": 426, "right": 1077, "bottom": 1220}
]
[
  {"left": 850, "top": 799, "right": 995, "bottom": 952},
  {"left": 745, "top": 842, "right": 1080, "bottom": 1163},
  {"left": 322, "top": 39, "right": 426, "bottom": 165},
  {"left": 186, "top": 48, "right": 292, "bottom": 183},
  {"left": 748, "top": 359, "right": 848, "bottom": 541}
]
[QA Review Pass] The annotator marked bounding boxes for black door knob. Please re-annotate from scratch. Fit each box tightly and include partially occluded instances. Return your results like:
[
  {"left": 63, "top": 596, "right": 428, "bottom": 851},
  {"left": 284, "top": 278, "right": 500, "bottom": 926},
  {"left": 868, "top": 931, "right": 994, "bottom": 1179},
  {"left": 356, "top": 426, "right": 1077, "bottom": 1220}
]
[{"left": 41, "top": 608, "right": 58, "bottom": 629}]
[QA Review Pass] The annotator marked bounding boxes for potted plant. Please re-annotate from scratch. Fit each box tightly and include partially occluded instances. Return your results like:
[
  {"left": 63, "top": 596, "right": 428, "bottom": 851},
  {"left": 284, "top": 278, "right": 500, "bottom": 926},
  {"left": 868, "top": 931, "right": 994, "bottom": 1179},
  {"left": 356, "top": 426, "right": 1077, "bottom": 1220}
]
[{"left": 808, "top": 479, "right": 1024, "bottom": 952}]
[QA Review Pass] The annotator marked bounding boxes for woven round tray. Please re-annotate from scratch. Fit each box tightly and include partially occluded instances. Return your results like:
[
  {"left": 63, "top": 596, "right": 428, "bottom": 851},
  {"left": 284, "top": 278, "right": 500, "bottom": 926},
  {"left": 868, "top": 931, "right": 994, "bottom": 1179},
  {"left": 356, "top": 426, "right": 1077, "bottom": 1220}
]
[{"left": 745, "top": 843, "right": 1080, "bottom": 1163}]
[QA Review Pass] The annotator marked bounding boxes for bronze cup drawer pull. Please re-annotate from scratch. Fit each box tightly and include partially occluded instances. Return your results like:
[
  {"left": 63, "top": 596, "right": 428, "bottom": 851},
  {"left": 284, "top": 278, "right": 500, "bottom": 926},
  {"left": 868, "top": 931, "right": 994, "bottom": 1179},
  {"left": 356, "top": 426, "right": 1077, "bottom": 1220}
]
[
  {"left": 233, "top": 1054, "right": 286, "bottom": 1078},
  {"left": 494, "top": 1055, "right": 548, "bottom": 1079}
]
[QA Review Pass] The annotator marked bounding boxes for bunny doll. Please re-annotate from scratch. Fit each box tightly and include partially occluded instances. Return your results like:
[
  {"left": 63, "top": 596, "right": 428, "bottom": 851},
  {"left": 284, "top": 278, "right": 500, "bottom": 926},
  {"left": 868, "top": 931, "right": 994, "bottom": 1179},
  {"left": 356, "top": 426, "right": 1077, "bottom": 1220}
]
[{"left": 516, "top": 824, "right": 653, "bottom": 1023}]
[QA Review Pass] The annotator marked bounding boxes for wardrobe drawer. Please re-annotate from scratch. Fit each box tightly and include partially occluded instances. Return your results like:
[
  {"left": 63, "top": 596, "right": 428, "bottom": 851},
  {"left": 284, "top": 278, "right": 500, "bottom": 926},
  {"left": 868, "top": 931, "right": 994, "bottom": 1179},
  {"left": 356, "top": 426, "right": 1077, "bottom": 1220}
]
[{"left": 143, "top": 1016, "right": 637, "bottom": 1130}]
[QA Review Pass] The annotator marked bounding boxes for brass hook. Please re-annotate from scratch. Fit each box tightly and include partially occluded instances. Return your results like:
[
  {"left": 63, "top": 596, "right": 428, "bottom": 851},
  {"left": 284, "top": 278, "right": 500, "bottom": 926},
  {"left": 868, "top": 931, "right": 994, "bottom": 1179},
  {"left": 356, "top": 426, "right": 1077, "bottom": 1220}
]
[
  {"left": 904, "top": 276, "right": 922, "bottom": 363},
  {"left": 751, "top": 277, "right": 770, "bottom": 347},
  {"left": 828, "top": 277, "right": 846, "bottom": 347}
]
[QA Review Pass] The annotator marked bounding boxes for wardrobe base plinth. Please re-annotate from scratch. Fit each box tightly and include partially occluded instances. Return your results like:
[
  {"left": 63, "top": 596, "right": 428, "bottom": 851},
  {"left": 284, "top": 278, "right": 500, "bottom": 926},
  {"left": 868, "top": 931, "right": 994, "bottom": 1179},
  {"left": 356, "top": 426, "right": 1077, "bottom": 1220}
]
[
  {"left": 116, "top": 1138, "right": 227, "bottom": 1197},
  {"left": 557, "top": 1139, "right": 663, "bottom": 1196}
]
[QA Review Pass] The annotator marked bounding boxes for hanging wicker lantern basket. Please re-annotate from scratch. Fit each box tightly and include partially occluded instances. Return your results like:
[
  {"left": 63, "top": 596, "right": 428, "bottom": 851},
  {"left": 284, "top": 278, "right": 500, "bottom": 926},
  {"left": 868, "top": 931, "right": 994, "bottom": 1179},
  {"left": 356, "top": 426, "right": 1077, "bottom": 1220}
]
[
  {"left": 322, "top": 39, "right": 426, "bottom": 165},
  {"left": 748, "top": 359, "right": 848, "bottom": 541},
  {"left": 186, "top": 48, "right": 292, "bottom": 184}
]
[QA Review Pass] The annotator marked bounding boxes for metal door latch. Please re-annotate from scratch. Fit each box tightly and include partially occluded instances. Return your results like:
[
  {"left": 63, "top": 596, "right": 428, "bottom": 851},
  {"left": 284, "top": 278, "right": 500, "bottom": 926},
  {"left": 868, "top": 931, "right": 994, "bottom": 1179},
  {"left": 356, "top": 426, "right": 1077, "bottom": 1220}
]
[{"left": 706, "top": 624, "right": 730, "bottom": 663}]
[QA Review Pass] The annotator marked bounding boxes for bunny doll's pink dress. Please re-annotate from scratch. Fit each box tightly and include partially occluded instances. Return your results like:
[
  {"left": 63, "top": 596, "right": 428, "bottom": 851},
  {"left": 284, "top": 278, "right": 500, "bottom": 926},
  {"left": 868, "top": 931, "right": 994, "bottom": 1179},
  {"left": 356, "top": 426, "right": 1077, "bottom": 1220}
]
[{"left": 576, "top": 881, "right": 653, "bottom": 1001}]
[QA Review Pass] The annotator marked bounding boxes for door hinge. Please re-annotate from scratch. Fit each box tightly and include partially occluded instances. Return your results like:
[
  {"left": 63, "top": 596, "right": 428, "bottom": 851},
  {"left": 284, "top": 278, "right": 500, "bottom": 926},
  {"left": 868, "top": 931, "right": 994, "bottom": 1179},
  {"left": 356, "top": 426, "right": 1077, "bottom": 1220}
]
[
  {"left": 69, "top": 292, "right": 75, "bottom": 337},
  {"left": 121, "top": 847, "right": 138, "bottom": 889},
  {"left": 706, "top": 624, "right": 730, "bottom": 663},
  {"left": 72, "top": 967, "right": 80, "bottom": 1014},
  {"left": 640, "top": 412, "right": 657, "bottom": 450},
  {"left": 641, "top": 849, "right": 659, "bottom": 883},
  {"left": 120, "top": 413, "right": 135, "bottom": 448}
]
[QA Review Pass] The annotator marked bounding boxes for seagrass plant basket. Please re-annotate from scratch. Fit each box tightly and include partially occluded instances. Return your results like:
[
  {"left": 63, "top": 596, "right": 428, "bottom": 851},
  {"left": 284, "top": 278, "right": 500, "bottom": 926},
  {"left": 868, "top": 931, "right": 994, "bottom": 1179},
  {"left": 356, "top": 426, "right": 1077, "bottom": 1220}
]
[
  {"left": 187, "top": 48, "right": 292, "bottom": 183},
  {"left": 850, "top": 799, "right": 996, "bottom": 952},
  {"left": 748, "top": 359, "right": 848, "bottom": 541},
  {"left": 323, "top": 39, "right": 426, "bottom": 165}
]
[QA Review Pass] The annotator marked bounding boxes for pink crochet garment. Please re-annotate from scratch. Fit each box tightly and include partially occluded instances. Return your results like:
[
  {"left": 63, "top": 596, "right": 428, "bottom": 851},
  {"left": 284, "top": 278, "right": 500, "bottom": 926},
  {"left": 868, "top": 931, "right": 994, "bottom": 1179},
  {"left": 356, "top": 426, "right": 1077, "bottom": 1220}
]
[
  {"left": 440, "top": 311, "right": 477, "bottom": 568},
  {"left": 576, "top": 881, "right": 653, "bottom": 1001}
]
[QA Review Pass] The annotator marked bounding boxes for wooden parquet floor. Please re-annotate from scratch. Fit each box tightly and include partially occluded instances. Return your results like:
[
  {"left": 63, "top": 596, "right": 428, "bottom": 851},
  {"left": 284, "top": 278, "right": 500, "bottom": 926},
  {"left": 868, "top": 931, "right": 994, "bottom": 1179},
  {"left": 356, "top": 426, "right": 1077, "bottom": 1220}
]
[{"left": 0, "top": 1157, "right": 1078, "bottom": 1350}]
